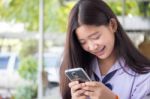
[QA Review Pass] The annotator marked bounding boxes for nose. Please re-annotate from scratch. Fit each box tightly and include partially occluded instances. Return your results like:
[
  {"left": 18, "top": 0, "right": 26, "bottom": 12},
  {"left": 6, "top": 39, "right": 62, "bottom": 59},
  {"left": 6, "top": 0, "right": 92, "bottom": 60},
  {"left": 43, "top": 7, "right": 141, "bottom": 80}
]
[{"left": 87, "top": 41, "right": 97, "bottom": 51}]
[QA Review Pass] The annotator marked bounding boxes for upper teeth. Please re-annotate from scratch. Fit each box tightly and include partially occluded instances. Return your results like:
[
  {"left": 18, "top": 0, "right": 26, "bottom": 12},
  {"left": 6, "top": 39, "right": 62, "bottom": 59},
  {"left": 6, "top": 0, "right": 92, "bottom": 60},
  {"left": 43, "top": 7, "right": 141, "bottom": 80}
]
[{"left": 99, "top": 47, "right": 104, "bottom": 51}]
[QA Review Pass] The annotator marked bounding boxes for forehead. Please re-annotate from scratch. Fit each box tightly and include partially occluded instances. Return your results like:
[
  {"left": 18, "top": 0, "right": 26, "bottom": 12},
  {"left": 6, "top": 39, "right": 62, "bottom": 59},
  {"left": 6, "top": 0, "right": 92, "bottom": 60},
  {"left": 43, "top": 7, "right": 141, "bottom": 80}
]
[
  {"left": 76, "top": 25, "right": 98, "bottom": 35},
  {"left": 76, "top": 25, "right": 103, "bottom": 39},
  {"left": 76, "top": 25, "right": 98, "bottom": 33}
]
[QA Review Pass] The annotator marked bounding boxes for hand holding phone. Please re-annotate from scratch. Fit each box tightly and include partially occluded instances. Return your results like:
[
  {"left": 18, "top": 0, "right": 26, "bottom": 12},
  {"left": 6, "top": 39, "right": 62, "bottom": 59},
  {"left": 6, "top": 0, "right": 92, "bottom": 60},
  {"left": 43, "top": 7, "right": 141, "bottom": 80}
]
[{"left": 65, "top": 68, "right": 91, "bottom": 83}]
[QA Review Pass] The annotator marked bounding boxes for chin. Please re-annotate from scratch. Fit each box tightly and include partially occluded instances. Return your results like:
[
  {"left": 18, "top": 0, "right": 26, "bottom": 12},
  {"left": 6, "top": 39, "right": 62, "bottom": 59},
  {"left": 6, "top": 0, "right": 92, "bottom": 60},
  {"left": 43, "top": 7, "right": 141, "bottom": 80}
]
[{"left": 97, "top": 55, "right": 108, "bottom": 60}]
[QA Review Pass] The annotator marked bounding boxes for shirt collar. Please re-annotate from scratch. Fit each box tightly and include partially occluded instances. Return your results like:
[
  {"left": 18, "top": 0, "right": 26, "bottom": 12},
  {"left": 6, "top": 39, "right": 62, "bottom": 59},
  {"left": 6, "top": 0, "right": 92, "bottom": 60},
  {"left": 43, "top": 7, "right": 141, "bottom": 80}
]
[{"left": 92, "top": 58, "right": 125, "bottom": 80}]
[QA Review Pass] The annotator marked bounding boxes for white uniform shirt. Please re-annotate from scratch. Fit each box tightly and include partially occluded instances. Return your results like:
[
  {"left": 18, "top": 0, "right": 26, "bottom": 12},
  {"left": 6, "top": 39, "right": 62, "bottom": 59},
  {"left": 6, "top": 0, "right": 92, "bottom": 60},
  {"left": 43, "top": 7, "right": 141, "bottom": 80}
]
[{"left": 91, "top": 58, "right": 150, "bottom": 99}]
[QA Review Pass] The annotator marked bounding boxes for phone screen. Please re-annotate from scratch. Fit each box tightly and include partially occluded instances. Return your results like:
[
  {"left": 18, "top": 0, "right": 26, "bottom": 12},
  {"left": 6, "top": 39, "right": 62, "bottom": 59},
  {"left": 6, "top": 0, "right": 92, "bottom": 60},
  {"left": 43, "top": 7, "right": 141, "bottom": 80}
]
[{"left": 65, "top": 68, "right": 91, "bottom": 83}]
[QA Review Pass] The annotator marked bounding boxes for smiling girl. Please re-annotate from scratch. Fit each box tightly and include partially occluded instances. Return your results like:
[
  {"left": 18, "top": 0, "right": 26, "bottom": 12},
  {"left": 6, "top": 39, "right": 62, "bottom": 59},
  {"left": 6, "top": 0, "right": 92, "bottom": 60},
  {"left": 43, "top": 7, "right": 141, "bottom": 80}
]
[{"left": 60, "top": 0, "right": 150, "bottom": 99}]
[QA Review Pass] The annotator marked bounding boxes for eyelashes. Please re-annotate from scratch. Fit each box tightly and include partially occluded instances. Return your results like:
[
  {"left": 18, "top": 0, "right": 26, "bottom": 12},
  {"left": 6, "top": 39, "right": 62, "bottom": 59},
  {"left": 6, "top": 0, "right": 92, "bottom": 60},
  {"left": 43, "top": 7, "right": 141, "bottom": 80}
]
[{"left": 80, "top": 35, "right": 101, "bottom": 45}]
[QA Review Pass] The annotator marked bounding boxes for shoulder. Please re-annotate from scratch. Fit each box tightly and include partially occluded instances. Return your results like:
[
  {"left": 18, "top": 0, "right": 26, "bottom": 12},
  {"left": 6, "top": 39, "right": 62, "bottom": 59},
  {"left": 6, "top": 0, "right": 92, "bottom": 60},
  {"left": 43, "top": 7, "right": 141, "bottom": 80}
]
[
  {"left": 132, "top": 72, "right": 150, "bottom": 97},
  {"left": 122, "top": 66, "right": 150, "bottom": 85},
  {"left": 135, "top": 72, "right": 150, "bottom": 85}
]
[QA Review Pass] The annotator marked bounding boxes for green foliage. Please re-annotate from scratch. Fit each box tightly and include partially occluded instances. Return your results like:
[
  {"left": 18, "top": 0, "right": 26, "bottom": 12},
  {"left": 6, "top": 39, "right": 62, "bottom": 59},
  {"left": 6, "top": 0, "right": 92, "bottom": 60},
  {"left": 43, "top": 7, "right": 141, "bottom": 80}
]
[
  {"left": 16, "top": 55, "right": 38, "bottom": 99},
  {"left": 17, "top": 42, "right": 38, "bottom": 99},
  {"left": 18, "top": 56, "right": 37, "bottom": 81},
  {"left": 57, "top": 2, "right": 75, "bottom": 32},
  {"left": 138, "top": 1, "right": 150, "bottom": 17},
  {"left": 108, "top": 0, "right": 139, "bottom": 16},
  {"left": 125, "top": 1, "right": 140, "bottom": 16},
  {"left": 108, "top": 1, "right": 122, "bottom": 15},
  {"left": 0, "top": 0, "right": 74, "bottom": 32},
  {"left": 0, "top": 0, "right": 39, "bottom": 31},
  {"left": 44, "top": 1, "right": 75, "bottom": 32},
  {"left": 1, "top": 0, "right": 149, "bottom": 32},
  {"left": 19, "top": 40, "right": 38, "bottom": 59},
  {"left": 14, "top": 83, "right": 37, "bottom": 99}
]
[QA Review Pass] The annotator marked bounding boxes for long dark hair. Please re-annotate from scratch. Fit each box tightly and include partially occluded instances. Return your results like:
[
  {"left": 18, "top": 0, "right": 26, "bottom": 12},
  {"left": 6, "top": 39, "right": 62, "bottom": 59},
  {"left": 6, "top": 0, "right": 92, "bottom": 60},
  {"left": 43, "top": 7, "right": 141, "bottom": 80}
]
[{"left": 60, "top": 0, "right": 150, "bottom": 99}]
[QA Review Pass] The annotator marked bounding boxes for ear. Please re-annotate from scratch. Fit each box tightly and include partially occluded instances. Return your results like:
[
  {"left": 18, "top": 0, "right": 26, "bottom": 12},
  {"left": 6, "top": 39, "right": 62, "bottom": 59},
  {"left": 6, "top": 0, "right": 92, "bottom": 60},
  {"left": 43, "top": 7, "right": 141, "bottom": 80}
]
[{"left": 108, "top": 18, "right": 117, "bottom": 33}]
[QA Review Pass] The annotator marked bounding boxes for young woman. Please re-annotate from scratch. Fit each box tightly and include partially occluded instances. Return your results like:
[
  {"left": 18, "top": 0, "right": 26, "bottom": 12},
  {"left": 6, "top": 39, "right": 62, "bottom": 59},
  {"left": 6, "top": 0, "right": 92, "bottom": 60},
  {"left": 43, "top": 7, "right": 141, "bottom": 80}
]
[{"left": 59, "top": 0, "right": 150, "bottom": 99}]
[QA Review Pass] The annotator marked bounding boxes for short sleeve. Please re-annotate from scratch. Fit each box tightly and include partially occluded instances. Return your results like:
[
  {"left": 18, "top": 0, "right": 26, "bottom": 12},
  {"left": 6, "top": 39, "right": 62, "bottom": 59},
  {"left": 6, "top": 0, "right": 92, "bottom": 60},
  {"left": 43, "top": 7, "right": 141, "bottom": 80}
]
[{"left": 131, "top": 73, "right": 150, "bottom": 99}]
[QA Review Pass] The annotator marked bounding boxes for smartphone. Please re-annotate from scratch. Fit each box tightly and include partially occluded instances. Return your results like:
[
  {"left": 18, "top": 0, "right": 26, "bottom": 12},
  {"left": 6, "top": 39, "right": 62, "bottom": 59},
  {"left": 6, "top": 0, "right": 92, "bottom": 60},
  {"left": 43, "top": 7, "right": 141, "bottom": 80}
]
[{"left": 65, "top": 68, "right": 91, "bottom": 83}]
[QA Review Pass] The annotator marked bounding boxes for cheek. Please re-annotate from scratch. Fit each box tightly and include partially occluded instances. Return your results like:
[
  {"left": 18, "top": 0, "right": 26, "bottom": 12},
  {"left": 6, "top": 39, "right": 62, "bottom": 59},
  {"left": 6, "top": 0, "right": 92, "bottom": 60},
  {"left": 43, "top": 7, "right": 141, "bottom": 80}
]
[
  {"left": 82, "top": 45, "right": 89, "bottom": 52},
  {"left": 100, "top": 33, "right": 115, "bottom": 49},
  {"left": 106, "top": 35, "right": 115, "bottom": 49}
]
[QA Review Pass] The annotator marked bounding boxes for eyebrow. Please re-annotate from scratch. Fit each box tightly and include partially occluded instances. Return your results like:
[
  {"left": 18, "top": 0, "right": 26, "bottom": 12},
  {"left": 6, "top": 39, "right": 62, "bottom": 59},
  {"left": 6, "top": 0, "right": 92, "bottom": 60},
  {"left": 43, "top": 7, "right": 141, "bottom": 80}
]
[
  {"left": 79, "top": 32, "right": 99, "bottom": 41},
  {"left": 88, "top": 32, "right": 99, "bottom": 38}
]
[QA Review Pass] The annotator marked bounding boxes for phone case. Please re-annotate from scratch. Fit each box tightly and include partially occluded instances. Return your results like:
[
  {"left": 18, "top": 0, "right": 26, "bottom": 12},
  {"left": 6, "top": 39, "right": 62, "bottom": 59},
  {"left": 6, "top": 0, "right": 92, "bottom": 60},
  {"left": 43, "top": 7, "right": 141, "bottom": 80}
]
[{"left": 65, "top": 68, "right": 91, "bottom": 82}]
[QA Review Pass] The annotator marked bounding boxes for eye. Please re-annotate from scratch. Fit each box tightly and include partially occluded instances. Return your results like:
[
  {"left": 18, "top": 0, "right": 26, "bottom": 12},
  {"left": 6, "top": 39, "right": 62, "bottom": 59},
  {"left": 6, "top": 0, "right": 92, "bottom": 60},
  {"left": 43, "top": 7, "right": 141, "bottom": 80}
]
[{"left": 80, "top": 41, "right": 86, "bottom": 45}]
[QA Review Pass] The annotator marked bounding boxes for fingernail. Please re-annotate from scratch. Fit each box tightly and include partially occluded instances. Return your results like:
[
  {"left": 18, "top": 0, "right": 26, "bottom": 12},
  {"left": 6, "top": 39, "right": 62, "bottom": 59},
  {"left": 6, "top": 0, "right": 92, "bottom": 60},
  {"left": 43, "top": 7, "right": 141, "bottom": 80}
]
[{"left": 76, "top": 81, "right": 79, "bottom": 84}]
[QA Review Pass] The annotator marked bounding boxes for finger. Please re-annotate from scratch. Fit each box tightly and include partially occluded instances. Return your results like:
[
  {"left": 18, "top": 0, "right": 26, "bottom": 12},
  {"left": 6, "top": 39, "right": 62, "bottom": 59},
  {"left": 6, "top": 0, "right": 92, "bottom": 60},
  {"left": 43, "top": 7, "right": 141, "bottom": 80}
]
[
  {"left": 85, "top": 81, "right": 100, "bottom": 87},
  {"left": 73, "top": 89, "right": 85, "bottom": 97},
  {"left": 69, "top": 81, "right": 79, "bottom": 88},
  {"left": 80, "top": 83, "right": 86, "bottom": 87},
  {"left": 71, "top": 83, "right": 83, "bottom": 93},
  {"left": 84, "top": 90, "right": 95, "bottom": 96},
  {"left": 82, "top": 86, "right": 95, "bottom": 92}
]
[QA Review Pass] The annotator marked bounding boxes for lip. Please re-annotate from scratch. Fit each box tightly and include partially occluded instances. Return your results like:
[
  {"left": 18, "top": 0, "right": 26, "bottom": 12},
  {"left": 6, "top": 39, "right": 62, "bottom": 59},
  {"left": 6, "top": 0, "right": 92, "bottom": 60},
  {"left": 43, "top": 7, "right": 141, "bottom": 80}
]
[{"left": 94, "top": 46, "right": 105, "bottom": 56}]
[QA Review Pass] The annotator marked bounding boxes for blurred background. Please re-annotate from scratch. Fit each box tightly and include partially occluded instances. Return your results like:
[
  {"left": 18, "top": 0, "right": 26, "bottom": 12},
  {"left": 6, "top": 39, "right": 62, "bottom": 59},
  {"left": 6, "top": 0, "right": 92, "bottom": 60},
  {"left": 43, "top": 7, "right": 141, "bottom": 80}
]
[{"left": 0, "top": 0, "right": 150, "bottom": 99}]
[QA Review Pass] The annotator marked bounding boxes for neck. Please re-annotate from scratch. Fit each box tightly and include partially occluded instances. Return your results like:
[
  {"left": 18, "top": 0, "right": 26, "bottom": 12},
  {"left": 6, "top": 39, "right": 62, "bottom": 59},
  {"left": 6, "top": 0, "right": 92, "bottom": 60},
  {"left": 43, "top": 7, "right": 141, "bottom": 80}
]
[{"left": 99, "top": 51, "right": 117, "bottom": 76}]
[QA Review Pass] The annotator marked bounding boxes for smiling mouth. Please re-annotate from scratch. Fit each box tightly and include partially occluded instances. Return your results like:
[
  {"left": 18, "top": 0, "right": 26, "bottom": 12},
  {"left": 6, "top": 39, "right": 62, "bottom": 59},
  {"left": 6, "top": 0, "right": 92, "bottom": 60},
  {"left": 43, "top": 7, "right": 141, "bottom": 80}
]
[{"left": 94, "top": 46, "right": 105, "bottom": 56}]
